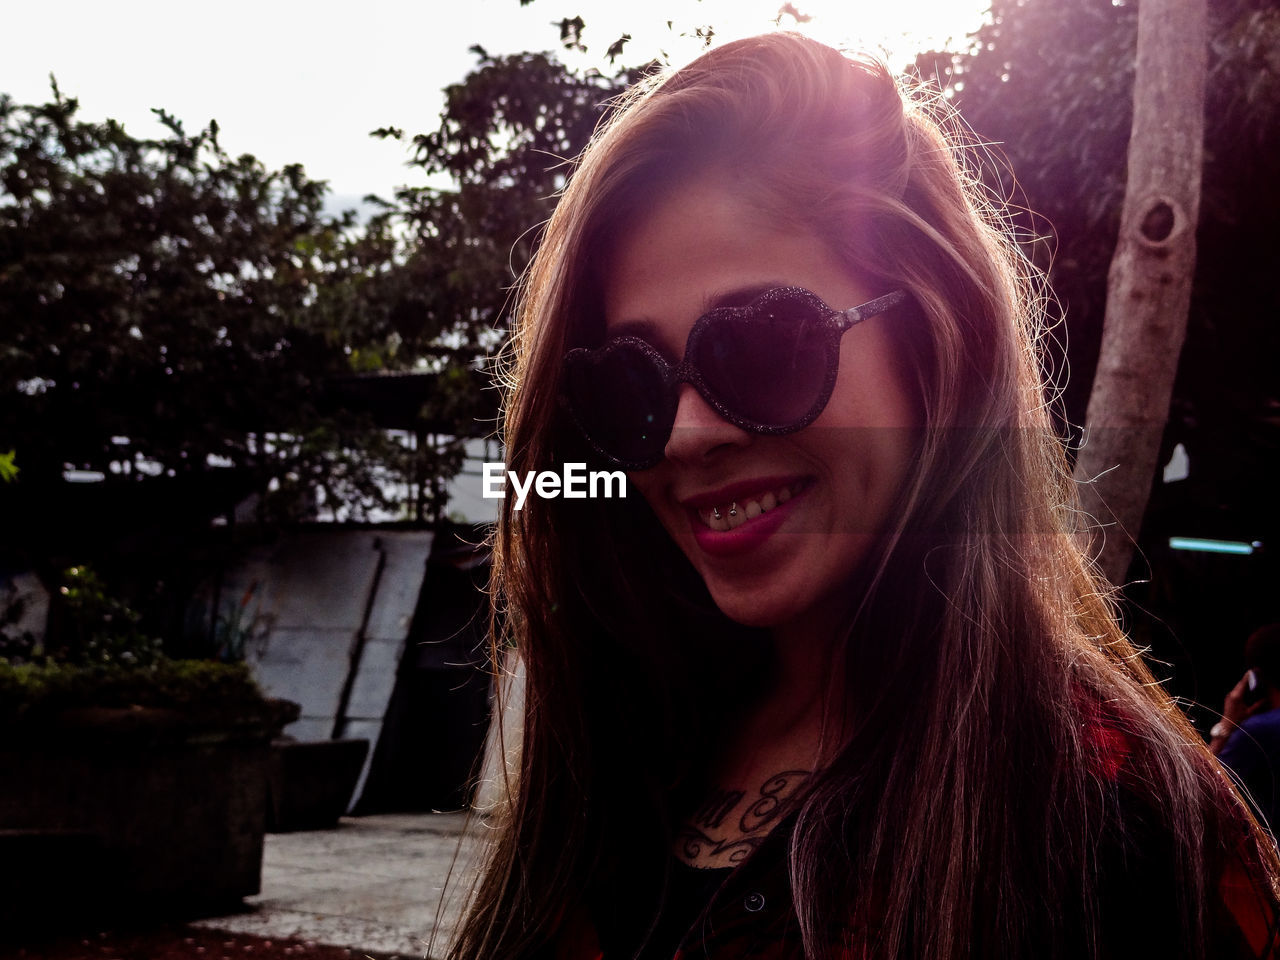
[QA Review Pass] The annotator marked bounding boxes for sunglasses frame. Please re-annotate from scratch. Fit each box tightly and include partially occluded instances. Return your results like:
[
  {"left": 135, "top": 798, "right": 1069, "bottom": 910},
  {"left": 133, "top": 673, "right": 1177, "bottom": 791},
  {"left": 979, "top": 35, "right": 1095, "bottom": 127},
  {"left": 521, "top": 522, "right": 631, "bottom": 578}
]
[{"left": 562, "top": 285, "right": 909, "bottom": 471}]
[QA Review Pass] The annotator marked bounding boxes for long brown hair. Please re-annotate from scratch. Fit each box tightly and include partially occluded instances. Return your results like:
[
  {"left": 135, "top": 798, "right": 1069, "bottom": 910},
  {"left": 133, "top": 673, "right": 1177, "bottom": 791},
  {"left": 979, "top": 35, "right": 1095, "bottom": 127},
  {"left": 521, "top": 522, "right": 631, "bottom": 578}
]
[{"left": 451, "top": 32, "right": 1280, "bottom": 959}]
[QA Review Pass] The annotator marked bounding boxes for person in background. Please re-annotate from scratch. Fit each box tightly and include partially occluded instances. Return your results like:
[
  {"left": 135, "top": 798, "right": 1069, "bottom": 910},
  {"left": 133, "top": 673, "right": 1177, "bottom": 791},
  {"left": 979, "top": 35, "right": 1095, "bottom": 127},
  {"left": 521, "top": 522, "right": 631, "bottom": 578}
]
[{"left": 1212, "top": 623, "right": 1280, "bottom": 833}]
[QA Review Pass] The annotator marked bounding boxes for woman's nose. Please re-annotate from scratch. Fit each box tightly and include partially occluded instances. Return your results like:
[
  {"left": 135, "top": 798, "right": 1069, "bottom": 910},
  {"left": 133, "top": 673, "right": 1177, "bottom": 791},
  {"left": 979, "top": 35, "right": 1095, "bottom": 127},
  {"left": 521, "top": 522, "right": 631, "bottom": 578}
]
[{"left": 662, "top": 383, "right": 752, "bottom": 465}]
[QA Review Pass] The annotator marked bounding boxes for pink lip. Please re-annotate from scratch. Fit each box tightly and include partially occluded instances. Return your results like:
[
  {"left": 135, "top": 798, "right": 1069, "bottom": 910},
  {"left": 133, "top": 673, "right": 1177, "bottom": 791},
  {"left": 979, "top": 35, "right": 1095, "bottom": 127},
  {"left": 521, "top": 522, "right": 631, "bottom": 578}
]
[{"left": 683, "top": 476, "right": 810, "bottom": 558}]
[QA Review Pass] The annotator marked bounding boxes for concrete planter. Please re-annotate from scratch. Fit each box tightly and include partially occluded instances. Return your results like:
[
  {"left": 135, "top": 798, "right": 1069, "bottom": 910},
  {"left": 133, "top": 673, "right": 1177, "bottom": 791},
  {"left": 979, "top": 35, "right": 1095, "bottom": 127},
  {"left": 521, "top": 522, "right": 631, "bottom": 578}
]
[{"left": 0, "top": 699, "right": 297, "bottom": 925}]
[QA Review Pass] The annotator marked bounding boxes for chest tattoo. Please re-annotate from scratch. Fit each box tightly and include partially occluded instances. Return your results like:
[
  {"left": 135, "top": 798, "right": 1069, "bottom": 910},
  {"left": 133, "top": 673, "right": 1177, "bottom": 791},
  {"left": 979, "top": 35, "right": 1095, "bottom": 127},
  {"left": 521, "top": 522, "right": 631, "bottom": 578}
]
[
  {"left": 690, "top": 788, "right": 746, "bottom": 830},
  {"left": 676, "top": 769, "right": 811, "bottom": 865}
]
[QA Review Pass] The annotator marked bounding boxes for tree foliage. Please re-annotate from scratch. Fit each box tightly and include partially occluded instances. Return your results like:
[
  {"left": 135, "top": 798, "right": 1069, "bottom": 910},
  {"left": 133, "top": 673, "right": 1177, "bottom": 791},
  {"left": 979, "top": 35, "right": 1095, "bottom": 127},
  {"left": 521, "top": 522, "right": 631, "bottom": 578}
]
[
  {"left": 356, "top": 47, "right": 629, "bottom": 505},
  {"left": 0, "top": 86, "right": 407, "bottom": 528},
  {"left": 0, "top": 42, "right": 633, "bottom": 564},
  {"left": 370, "top": 47, "right": 627, "bottom": 353}
]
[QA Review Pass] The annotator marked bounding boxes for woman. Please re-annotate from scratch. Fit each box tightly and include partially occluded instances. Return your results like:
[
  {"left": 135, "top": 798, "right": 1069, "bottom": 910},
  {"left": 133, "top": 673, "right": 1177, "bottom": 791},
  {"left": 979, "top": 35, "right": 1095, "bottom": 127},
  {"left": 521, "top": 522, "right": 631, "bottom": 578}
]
[{"left": 451, "top": 32, "right": 1280, "bottom": 959}]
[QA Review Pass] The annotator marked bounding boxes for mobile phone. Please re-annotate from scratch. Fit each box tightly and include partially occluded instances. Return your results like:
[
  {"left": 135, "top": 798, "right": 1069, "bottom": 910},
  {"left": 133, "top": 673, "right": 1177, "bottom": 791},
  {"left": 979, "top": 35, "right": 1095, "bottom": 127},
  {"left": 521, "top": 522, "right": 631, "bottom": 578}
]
[{"left": 1244, "top": 668, "right": 1267, "bottom": 707}]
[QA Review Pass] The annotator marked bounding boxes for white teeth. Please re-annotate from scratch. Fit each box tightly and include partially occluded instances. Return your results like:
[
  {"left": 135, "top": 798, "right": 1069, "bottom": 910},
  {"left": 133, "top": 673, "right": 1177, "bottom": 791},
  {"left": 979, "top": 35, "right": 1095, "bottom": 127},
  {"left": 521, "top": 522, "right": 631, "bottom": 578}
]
[
  {"left": 700, "top": 508, "right": 730, "bottom": 531},
  {"left": 696, "top": 482, "right": 804, "bottom": 531}
]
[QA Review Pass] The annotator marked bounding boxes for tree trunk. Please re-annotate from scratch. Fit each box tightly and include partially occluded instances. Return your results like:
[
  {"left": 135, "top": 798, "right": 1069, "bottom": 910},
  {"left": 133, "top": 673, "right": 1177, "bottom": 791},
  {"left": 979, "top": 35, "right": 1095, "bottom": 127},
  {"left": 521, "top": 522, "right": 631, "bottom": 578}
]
[{"left": 1073, "top": 0, "right": 1208, "bottom": 584}]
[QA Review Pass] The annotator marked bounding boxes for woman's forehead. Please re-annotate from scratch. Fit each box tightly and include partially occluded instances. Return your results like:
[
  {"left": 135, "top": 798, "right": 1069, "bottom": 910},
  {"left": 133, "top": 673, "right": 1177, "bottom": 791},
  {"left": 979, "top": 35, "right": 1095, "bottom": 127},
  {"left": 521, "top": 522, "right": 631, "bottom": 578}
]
[{"left": 600, "top": 179, "right": 863, "bottom": 345}]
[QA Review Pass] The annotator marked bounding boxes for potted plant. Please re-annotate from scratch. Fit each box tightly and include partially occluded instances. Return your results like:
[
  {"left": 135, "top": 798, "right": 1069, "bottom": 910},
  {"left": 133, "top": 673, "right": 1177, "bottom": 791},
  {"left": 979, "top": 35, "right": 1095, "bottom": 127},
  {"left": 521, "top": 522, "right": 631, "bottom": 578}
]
[{"left": 0, "top": 566, "right": 298, "bottom": 926}]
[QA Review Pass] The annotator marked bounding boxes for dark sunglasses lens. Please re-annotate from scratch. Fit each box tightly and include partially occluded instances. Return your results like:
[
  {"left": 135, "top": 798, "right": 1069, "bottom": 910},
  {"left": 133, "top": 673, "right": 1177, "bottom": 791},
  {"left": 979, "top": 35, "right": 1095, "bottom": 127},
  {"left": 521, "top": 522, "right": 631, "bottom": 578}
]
[
  {"left": 565, "top": 344, "right": 670, "bottom": 465},
  {"left": 694, "top": 298, "right": 830, "bottom": 427}
]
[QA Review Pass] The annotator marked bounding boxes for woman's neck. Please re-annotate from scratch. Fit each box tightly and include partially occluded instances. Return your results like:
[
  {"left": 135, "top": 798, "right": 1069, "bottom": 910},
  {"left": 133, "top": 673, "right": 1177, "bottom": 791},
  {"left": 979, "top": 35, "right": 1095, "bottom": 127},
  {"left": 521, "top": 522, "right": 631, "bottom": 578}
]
[
  {"left": 759, "top": 601, "right": 851, "bottom": 750},
  {"left": 712, "top": 611, "right": 850, "bottom": 800},
  {"left": 669, "top": 604, "right": 854, "bottom": 869}
]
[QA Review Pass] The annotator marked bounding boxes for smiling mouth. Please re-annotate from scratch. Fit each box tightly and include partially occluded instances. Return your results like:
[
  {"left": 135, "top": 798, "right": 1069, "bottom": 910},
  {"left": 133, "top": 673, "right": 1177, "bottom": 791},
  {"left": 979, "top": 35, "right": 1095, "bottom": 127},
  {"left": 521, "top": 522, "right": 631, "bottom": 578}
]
[{"left": 695, "top": 480, "right": 808, "bottom": 532}]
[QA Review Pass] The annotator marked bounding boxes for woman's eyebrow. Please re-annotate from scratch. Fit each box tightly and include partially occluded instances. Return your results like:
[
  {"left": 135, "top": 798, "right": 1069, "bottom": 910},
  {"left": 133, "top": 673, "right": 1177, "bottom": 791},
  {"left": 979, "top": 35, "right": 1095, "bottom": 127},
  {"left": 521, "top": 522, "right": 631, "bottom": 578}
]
[
  {"left": 608, "top": 317, "right": 661, "bottom": 340},
  {"left": 606, "top": 281, "right": 788, "bottom": 345},
  {"left": 608, "top": 317, "right": 684, "bottom": 362},
  {"left": 703, "top": 281, "right": 787, "bottom": 312}
]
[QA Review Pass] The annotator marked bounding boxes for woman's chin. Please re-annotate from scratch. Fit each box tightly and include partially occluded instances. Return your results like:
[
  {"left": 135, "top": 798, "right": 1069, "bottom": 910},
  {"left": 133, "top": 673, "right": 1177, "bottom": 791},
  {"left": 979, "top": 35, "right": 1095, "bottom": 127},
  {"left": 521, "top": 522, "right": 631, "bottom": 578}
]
[{"left": 704, "top": 587, "right": 806, "bottom": 631}]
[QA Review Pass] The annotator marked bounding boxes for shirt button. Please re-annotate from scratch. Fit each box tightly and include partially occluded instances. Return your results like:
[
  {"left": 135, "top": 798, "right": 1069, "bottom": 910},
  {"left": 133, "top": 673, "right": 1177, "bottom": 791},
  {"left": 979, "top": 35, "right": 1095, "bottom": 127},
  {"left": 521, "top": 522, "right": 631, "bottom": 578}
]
[{"left": 743, "top": 892, "right": 766, "bottom": 913}]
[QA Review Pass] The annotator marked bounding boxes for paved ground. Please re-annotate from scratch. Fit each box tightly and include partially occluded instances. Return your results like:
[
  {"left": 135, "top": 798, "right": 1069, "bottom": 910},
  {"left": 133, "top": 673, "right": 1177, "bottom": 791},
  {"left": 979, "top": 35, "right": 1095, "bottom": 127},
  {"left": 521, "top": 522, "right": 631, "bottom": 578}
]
[{"left": 192, "top": 813, "right": 487, "bottom": 960}]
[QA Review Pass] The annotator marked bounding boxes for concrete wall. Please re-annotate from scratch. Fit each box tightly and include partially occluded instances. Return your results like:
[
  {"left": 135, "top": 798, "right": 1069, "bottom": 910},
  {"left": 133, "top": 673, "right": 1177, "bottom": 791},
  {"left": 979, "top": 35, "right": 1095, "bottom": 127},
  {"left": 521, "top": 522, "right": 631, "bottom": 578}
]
[{"left": 212, "top": 528, "right": 434, "bottom": 810}]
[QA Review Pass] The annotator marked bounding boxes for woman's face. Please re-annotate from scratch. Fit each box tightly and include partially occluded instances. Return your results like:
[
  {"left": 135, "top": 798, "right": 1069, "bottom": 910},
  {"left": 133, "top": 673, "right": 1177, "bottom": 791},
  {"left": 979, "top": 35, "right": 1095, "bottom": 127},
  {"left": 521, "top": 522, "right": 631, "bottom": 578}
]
[{"left": 603, "top": 178, "right": 921, "bottom": 635}]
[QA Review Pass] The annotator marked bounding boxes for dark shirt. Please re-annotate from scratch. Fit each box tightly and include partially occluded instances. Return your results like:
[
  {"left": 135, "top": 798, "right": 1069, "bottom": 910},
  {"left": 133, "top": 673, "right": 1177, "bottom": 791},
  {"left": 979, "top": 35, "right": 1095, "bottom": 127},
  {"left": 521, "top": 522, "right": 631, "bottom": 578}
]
[
  {"left": 1219, "top": 708, "right": 1280, "bottom": 833},
  {"left": 566, "top": 786, "right": 1278, "bottom": 959},
  {"left": 622, "top": 861, "right": 734, "bottom": 960},
  {"left": 569, "top": 824, "right": 1274, "bottom": 959},
  {"left": 563, "top": 714, "right": 1279, "bottom": 958},
  {"left": 588, "top": 822, "right": 804, "bottom": 960}
]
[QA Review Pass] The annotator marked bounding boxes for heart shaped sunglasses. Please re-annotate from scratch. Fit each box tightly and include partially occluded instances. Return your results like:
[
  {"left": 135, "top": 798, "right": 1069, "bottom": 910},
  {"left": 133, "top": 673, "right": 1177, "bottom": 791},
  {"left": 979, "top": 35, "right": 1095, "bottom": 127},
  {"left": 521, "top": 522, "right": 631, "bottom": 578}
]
[{"left": 562, "top": 285, "right": 909, "bottom": 470}]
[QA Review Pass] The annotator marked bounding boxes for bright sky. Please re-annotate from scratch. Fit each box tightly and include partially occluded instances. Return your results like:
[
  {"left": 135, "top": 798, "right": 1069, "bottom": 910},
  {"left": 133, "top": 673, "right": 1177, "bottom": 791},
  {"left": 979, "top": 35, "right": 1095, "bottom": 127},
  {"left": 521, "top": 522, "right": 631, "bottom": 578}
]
[{"left": 5, "top": 0, "right": 988, "bottom": 216}]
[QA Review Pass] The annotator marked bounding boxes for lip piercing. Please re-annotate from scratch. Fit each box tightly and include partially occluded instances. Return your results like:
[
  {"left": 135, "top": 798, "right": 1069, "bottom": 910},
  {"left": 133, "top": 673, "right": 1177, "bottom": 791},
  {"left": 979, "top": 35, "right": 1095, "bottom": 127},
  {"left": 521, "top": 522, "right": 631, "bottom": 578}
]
[
  {"left": 712, "top": 507, "right": 721, "bottom": 520},
  {"left": 729, "top": 502, "right": 738, "bottom": 518}
]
